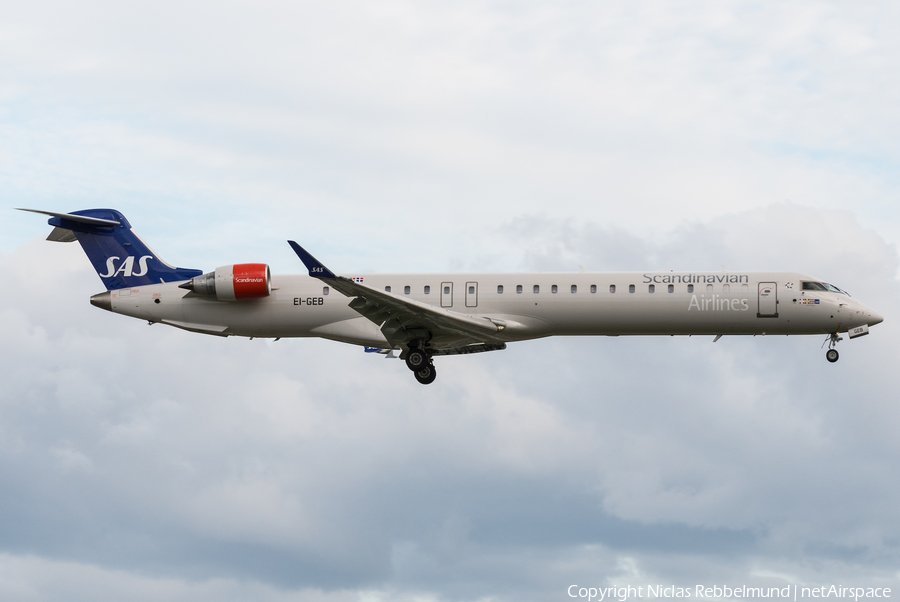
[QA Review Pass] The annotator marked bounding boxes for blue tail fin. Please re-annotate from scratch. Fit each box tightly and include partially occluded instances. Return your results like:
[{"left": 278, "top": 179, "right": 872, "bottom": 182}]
[{"left": 24, "top": 208, "right": 203, "bottom": 290}]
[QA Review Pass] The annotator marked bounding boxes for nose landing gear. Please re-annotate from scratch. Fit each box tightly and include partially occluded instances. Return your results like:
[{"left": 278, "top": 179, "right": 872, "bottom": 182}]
[{"left": 823, "top": 332, "right": 843, "bottom": 363}]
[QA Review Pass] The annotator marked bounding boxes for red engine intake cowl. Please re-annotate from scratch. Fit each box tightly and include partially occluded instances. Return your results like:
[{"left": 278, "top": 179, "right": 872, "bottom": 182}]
[{"left": 231, "top": 263, "right": 271, "bottom": 299}]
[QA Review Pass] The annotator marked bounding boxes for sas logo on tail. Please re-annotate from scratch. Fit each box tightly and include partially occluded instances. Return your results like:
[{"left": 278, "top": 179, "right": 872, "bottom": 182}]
[{"left": 99, "top": 255, "right": 154, "bottom": 278}]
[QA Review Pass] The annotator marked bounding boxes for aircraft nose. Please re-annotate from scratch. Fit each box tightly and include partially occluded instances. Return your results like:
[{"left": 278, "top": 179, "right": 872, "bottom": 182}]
[{"left": 868, "top": 310, "right": 883, "bottom": 327}]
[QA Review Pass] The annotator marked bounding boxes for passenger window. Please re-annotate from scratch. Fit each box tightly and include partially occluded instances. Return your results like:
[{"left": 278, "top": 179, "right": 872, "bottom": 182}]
[
  {"left": 551, "top": 285, "right": 558, "bottom": 294},
  {"left": 688, "top": 284, "right": 694, "bottom": 293},
  {"left": 424, "top": 286, "right": 430, "bottom": 294},
  {"left": 629, "top": 284, "right": 635, "bottom": 293},
  {"left": 385, "top": 286, "right": 391, "bottom": 293},
  {"left": 571, "top": 285, "right": 577, "bottom": 293},
  {"left": 404, "top": 286, "right": 410, "bottom": 294},
  {"left": 516, "top": 285, "right": 523, "bottom": 294},
  {"left": 668, "top": 284, "right": 674, "bottom": 293},
  {"left": 468, "top": 285, "right": 475, "bottom": 294},
  {"left": 533, "top": 285, "right": 540, "bottom": 294},
  {"left": 497, "top": 285, "right": 504, "bottom": 294},
  {"left": 706, "top": 284, "right": 713, "bottom": 293},
  {"left": 323, "top": 286, "right": 330, "bottom": 295},
  {"left": 723, "top": 284, "right": 730, "bottom": 293},
  {"left": 649, "top": 284, "right": 655, "bottom": 293},
  {"left": 444, "top": 286, "right": 450, "bottom": 294},
  {"left": 609, "top": 285, "right": 616, "bottom": 293},
  {"left": 590, "top": 284, "right": 597, "bottom": 293},
  {"left": 742, "top": 283, "right": 748, "bottom": 293}
]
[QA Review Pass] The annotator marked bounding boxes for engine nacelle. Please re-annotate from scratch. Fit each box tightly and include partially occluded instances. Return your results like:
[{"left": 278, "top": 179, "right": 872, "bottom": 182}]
[{"left": 179, "top": 263, "right": 271, "bottom": 301}]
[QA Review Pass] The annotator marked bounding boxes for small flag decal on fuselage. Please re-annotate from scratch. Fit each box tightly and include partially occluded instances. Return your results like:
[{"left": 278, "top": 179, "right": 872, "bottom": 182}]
[
  {"left": 352, "top": 277, "right": 364, "bottom": 283},
  {"left": 798, "top": 298, "right": 820, "bottom": 304}
]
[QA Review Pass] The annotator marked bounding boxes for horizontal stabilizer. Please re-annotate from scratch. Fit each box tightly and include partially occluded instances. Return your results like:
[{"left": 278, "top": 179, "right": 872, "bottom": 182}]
[{"left": 17, "top": 208, "right": 121, "bottom": 227}]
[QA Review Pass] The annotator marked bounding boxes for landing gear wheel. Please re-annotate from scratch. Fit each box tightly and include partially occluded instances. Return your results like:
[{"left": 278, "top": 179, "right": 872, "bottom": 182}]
[
  {"left": 822, "top": 332, "right": 843, "bottom": 363},
  {"left": 414, "top": 364, "right": 437, "bottom": 385},
  {"left": 405, "top": 349, "right": 428, "bottom": 371}
]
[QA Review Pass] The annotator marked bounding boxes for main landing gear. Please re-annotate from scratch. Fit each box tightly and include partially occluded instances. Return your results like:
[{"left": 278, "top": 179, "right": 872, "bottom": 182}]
[
  {"left": 413, "top": 363, "right": 437, "bottom": 385},
  {"left": 405, "top": 347, "right": 436, "bottom": 385},
  {"left": 823, "top": 332, "right": 843, "bottom": 363}
]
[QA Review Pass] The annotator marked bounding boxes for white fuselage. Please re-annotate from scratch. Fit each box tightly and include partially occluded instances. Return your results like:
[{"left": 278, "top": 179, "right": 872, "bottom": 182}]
[{"left": 104, "top": 271, "right": 883, "bottom": 349}]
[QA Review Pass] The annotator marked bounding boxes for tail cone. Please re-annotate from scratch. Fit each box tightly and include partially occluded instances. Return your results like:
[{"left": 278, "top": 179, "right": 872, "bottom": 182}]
[{"left": 90, "top": 291, "right": 111, "bottom": 311}]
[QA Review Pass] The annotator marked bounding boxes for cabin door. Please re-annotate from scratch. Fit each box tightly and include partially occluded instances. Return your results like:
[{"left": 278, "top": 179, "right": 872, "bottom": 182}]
[{"left": 757, "top": 282, "right": 778, "bottom": 318}]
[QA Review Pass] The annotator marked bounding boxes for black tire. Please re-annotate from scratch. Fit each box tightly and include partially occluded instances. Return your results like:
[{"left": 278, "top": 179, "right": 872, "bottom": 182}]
[
  {"left": 414, "top": 364, "right": 437, "bottom": 385},
  {"left": 826, "top": 349, "right": 839, "bottom": 363},
  {"left": 406, "top": 349, "right": 428, "bottom": 371}
]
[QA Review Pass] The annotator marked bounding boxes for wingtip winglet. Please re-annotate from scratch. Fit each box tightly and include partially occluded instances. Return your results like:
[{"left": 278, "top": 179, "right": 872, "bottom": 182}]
[{"left": 287, "top": 240, "right": 336, "bottom": 279}]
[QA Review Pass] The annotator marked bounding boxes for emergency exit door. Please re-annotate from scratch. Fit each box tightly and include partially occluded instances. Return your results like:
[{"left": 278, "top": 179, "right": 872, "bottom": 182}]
[
  {"left": 465, "top": 282, "right": 478, "bottom": 307},
  {"left": 441, "top": 282, "right": 453, "bottom": 307}
]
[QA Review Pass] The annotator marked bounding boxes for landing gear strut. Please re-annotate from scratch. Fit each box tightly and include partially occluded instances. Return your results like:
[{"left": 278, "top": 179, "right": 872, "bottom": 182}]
[
  {"left": 823, "top": 332, "right": 842, "bottom": 363},
  {"left": 405, "top": 345, "right": 436, "bottom": 385}
]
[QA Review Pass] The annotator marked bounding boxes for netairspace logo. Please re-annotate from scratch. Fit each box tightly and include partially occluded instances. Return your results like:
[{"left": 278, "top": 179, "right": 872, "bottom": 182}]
[{"left": 566, "top": 585, "right": 892, "bottom": 601}]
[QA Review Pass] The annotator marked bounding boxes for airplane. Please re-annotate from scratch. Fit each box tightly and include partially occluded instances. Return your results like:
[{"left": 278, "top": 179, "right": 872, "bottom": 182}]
[{"left": 20, "top": 208, "right": 885, "bottom": 385}]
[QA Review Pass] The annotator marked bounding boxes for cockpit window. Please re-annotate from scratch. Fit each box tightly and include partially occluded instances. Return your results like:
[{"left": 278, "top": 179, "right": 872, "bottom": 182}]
[{"left": 802, "top": 281, "right": 850, "bottom": 296}]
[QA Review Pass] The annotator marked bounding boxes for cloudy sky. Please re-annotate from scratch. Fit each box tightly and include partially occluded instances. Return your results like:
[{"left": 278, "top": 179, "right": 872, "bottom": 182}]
[{"left": 1, "top": 2, "right": 899, "bottom": 601}]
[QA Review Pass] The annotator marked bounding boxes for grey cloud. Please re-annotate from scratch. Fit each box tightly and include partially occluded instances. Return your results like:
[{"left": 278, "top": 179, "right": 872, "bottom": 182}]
[
  {"left": 497, "top": 204, "right": 900, "bottom": 553},
  {"left": 2, "top": 202, "right": 898, "bottom": 602}
]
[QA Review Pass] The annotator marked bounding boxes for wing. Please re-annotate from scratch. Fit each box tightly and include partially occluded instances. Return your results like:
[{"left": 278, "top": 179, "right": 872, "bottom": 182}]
[{"left": 288, "top": 241, "right": 507, "bottom": 350}]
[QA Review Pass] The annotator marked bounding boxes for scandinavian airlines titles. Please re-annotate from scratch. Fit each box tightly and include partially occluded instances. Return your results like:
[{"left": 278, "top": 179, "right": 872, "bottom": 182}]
[{"left": 643, "top": 273, "right": 750, "bottom": 284}]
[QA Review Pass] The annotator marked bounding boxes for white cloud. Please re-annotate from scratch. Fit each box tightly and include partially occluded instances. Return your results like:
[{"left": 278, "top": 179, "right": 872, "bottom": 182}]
[{"left": 3, "top": 1, "right": 900, "bottom": 264}]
